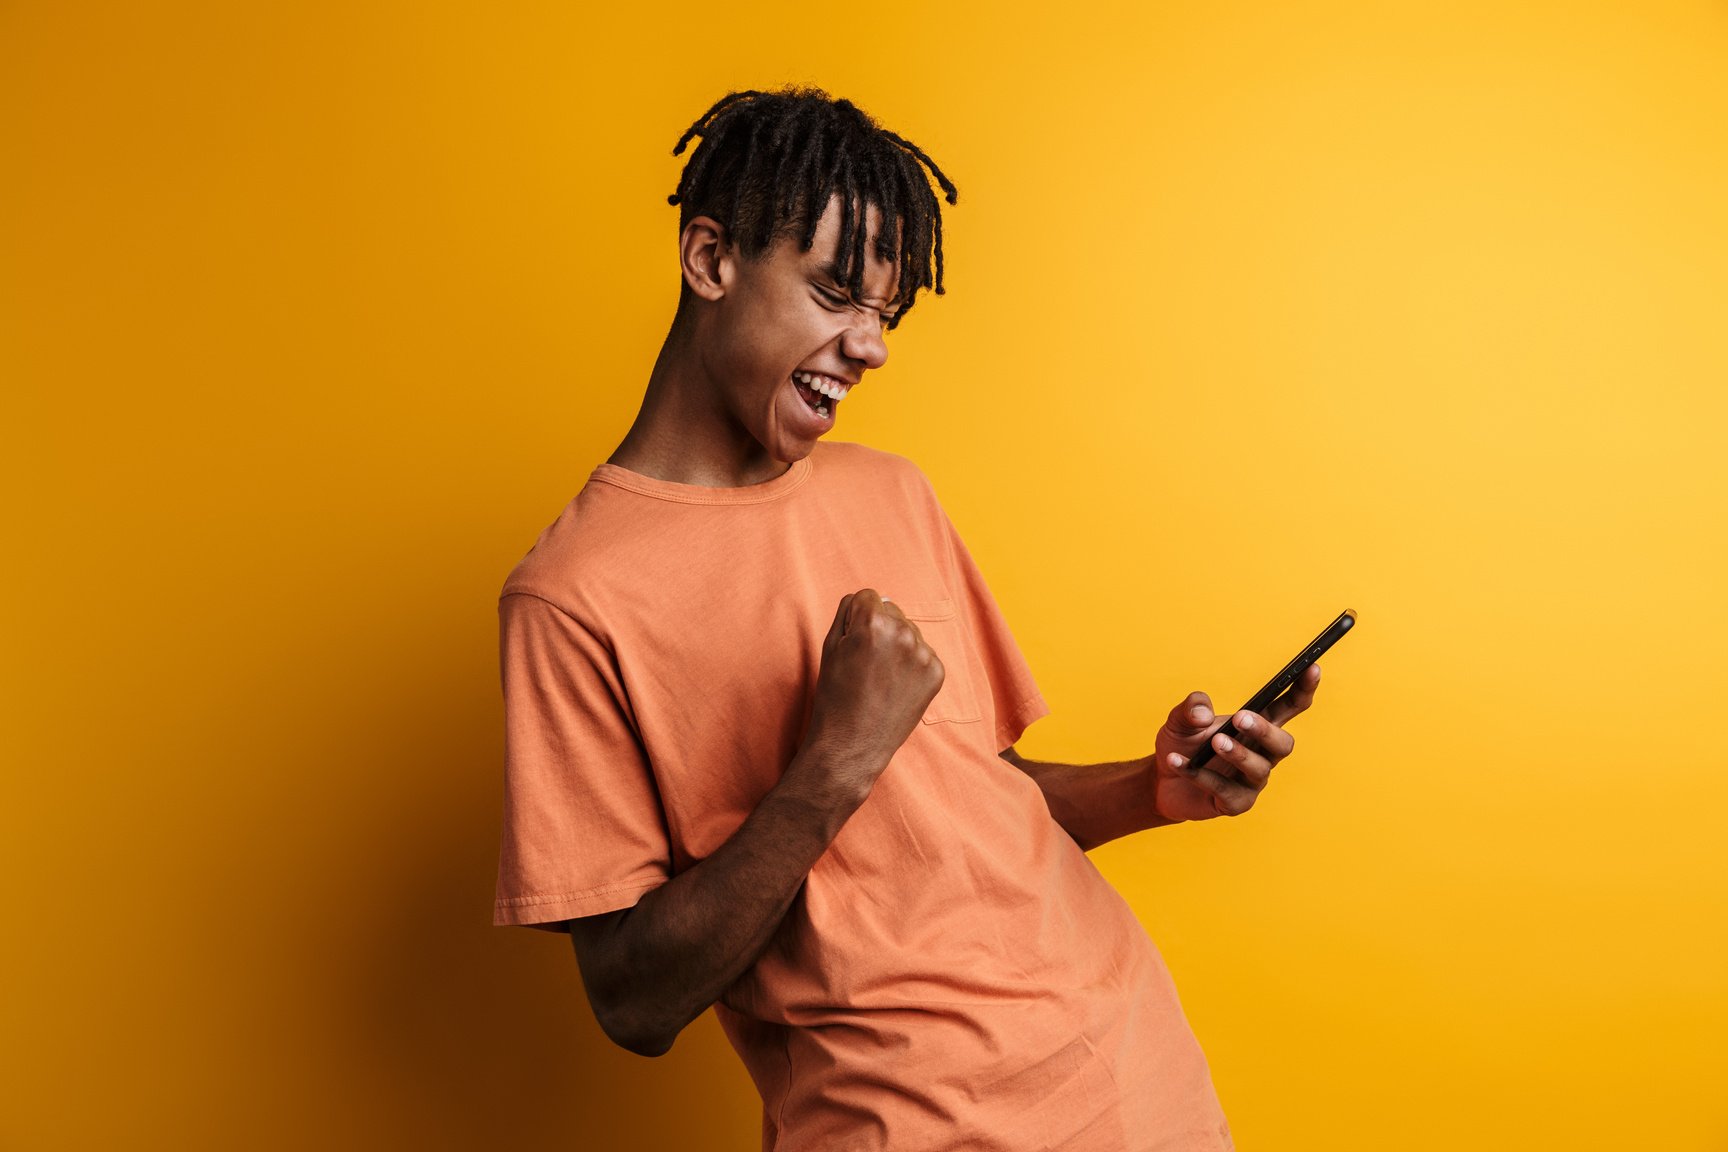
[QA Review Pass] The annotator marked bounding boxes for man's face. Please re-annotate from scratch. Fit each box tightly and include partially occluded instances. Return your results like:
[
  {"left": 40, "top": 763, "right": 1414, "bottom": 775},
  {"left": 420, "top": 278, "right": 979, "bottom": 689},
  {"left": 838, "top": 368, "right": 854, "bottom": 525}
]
[{"left": 703, "top": 193, "right": 900, "bottom": 464}]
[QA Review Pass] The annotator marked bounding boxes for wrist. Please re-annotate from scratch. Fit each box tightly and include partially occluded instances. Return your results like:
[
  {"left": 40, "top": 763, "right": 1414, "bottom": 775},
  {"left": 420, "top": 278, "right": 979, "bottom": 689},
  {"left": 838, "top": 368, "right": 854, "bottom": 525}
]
[
  {"left": 1145, "top": 752, "right": 1185, "bottom": 828},
  {"left": 781, "top": 734, "right": 884, "bottom": 826}
]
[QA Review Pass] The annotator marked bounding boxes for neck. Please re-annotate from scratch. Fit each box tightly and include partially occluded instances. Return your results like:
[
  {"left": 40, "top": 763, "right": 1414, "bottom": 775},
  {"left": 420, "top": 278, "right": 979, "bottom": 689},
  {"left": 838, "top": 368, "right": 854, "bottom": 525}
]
[{"left": 606, "top": 312, "right": 796, "bottom": 488}]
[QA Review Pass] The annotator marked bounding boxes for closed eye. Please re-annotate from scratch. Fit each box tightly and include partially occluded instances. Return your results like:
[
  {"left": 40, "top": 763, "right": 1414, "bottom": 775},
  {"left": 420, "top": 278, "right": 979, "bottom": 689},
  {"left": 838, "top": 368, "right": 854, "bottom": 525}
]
[{"left": 818, "top": 288, "right": 898, "bottom": 330}]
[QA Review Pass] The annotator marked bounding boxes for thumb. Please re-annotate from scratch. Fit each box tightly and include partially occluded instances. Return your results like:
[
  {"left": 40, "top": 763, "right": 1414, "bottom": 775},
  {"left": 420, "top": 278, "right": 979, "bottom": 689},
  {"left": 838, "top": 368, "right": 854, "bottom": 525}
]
[
  {"left": 1165, "top": 691, "right": 1215, "bottom": 737},
  {"left": 824, "top": 592, "right": 856, "bottom": 653}
]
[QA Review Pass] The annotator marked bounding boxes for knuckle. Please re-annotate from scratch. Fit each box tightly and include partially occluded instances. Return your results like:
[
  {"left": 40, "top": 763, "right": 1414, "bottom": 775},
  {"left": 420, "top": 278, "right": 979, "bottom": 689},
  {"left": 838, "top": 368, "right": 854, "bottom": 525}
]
[{"left": 1214, "top": 786, "right": 1250, "bottom": 816}]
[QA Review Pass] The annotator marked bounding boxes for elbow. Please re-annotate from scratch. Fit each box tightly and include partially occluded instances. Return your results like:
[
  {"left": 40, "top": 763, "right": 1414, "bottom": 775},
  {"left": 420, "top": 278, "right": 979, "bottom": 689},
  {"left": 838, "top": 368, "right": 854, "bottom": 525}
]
[
  {"left": 567, "top": 906, "right": 691, "bottom": 1058},
  {"left": 609, "top": 1019, "right": 677, "bottom": 1059},
  {"left": 620, "top": 1031, "right": 676, "bottom": 1059},
  {"left": 589, "top": 993, "right": 679, "bottom": 1058}
]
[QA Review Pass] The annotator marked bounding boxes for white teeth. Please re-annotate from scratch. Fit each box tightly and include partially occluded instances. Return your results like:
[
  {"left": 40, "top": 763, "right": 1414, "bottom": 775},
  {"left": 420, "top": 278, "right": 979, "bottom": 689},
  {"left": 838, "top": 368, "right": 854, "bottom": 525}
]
[{"left": 795, "top": 371, "right": 849, "bottom": 402}]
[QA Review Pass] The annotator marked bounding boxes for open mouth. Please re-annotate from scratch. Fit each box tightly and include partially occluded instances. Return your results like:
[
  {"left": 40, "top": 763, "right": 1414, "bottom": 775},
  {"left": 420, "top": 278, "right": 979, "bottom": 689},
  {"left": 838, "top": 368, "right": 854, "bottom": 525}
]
[{"left": 792, "top": 373, "right": 839, "bottom": 420}]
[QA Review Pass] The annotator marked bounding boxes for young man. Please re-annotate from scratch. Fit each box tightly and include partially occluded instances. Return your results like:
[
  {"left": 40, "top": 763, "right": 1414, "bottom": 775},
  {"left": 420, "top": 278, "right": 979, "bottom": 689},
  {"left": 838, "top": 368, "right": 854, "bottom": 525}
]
[{"left": 493, "top": 87, "right": 1322, "bottom": 1151}]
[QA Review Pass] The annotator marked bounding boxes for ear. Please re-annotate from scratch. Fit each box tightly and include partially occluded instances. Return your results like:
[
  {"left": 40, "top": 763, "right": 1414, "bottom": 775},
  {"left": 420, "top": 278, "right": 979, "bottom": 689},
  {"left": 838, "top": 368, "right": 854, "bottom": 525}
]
[{"left": 679, "top": 215, "right": 733, "bottom": 303}]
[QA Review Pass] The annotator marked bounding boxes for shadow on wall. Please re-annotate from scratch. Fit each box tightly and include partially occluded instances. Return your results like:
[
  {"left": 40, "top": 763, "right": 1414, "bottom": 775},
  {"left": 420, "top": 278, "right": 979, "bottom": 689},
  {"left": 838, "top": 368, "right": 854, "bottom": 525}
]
[
  {"left": 344, "top": 792, "right": 761, "bottom": 1147},
  {"left": 253, "top": 592, "right": 764, "bottom": 1149}
]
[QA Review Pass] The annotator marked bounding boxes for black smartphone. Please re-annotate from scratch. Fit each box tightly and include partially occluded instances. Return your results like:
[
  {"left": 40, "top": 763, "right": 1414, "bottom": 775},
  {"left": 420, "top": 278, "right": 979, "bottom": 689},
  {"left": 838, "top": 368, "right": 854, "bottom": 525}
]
[{"left": 1184, "top": 609, "right": 1356, "bottom": 775}]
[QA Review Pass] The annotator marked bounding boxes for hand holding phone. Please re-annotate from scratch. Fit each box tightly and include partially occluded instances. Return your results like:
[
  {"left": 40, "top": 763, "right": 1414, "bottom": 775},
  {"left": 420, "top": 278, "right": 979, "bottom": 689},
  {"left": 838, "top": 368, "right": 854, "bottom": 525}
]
[{"left": 1184, "top": 609, "right": 1355, "bottom": 776}]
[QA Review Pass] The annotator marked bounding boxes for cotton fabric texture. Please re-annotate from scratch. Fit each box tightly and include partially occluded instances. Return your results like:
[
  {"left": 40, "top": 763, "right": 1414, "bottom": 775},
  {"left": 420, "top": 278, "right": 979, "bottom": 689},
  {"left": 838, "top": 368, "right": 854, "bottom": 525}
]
[{"left": 493, "top": 440, "right": 1232, "bottom": 1151}]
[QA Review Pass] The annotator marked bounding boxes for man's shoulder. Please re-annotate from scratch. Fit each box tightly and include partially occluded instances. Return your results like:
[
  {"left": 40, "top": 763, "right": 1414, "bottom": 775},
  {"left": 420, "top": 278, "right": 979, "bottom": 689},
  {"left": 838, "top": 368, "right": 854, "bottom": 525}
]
[
  {"left": 497, "top": 481, "right": 643, "bottom": 617},
  {"left": 815, "top": 437, "right": 917, "bottom": 472},
  {"left": 814, "top": 439, "right": 936, "bottom": 497}
]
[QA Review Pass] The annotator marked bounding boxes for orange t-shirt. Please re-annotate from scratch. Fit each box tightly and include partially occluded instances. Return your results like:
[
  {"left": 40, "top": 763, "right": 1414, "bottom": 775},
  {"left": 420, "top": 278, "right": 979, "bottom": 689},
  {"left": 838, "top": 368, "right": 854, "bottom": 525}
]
[{"left": 493, "top": 440, "right": 1232, "bottom": 1151}]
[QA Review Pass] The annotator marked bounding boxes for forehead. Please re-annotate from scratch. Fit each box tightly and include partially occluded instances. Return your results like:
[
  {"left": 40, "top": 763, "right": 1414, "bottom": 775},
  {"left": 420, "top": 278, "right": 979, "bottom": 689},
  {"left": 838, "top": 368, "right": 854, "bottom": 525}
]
[{"left": 796, "top": 195, "right": 900, "bottom": 297}]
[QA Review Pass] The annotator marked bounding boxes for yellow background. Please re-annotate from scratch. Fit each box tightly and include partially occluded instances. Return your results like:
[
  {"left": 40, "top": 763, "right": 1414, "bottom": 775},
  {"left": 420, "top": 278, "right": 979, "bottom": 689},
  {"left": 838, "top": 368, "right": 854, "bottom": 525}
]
[{"left": 5, "top": 1, "right": 1726, "bottom": 1148}]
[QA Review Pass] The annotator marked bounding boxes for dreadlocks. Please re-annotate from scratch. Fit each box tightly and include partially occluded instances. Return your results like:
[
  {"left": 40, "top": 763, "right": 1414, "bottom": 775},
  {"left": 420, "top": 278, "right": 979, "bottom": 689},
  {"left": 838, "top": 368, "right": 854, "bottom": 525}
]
[{"left": 666, "top": 86, "right": 958, "bottom": 330}]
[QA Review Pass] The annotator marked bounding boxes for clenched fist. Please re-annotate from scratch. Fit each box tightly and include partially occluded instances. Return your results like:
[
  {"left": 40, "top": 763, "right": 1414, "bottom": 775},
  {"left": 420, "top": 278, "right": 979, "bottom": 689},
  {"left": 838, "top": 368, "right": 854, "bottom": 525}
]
[{"left": 802, "top": 589, "right": 946, "bottom": 800}]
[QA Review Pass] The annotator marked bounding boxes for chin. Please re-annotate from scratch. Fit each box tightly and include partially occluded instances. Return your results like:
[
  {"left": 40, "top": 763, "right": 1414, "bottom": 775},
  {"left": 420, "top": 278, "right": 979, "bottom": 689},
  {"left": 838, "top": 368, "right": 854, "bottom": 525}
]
[
  {"left": 761, "top": 420, "right": 822, "bottom": 463},
  {"left": 773, "top": 439, "right": 817, "bottom": 462}
]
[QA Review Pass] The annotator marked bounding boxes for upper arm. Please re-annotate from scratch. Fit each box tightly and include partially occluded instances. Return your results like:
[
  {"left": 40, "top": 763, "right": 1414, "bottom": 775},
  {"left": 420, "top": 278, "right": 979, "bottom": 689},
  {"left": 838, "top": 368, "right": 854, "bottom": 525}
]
[{"left": 494, "top": 593, "right": 673, "bottom": 927}]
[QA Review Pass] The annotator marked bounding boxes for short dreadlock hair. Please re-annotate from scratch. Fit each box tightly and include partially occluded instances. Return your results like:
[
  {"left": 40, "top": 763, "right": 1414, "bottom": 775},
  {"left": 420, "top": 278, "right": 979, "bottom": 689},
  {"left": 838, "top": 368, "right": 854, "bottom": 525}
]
[{"left": 667, "top": 86, "right": 958, "bottom": 331}]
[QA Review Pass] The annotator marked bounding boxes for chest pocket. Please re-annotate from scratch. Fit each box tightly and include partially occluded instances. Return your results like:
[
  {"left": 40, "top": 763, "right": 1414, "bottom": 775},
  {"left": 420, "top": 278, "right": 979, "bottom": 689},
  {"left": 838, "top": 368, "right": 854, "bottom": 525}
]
[{"left": 894, "top": 598, "right": 983, "bottom": 725}]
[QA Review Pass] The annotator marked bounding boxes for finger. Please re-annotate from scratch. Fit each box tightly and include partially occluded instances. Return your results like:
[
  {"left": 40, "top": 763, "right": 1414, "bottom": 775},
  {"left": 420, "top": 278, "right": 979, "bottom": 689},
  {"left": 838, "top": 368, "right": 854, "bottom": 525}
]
[
  {"left": 851, "top": 588, "right": 907, "bottom": 623},
  {"left": 1177, "top": 757, "right": 1260, "bottom": 817},
  {"left": 834, "top": 592, "right": 859, "bottom": 637},
  {"left": 1232, "top": 711, "right": 1294, "bottom": 765},
  {"left": 876, "top": 598, "right": 908, "bottom": 622},
  {"left": 1166, "top": 691, "right": 1216, "bottom": 738},
  {"left": 849, "top": 590, "right": 920, "bottom": 653},
  {"left": 1265, "top": 663, "right": 1321, "bottom": 728},
  {"left": 848, "top": 588, "right": 885, "bottom": 626},
  {"left": 1207, "top": 726, "right": 1274, "bottom": 790}
]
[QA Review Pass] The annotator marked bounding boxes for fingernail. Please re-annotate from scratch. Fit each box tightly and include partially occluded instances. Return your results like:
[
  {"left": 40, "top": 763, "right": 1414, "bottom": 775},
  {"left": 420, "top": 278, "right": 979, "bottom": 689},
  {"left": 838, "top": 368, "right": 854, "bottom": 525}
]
[
  {"left": 1216, "top": 734, "right": 1234, "bottom": 752},
  {"left": 1191, "top": 706, "right": 1210, "bottom": 723},
  {"left": 1237, "top": 714, "right": 1254, "bottom": 731},
  {"left": 1170, "top": 753, "right": 1186, "bottom": 770}
]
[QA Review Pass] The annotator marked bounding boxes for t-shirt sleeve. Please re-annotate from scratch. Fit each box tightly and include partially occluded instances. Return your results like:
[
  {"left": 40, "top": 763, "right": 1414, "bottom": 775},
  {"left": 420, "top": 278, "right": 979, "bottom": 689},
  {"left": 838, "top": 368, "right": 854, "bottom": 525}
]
[
  {"left": 493, "top": 590, "right": 672, "bottom": 932},
  {"left": 937, "top": 511, "right": 1052, "bottom": 753}
]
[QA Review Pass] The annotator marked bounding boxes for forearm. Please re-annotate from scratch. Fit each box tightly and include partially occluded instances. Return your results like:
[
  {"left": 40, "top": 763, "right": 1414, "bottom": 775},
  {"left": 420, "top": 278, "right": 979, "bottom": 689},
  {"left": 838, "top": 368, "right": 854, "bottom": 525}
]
[
  {"left": 579, "top": 737, "right": 876, "bottom": 1055},
  {"left": 1007, "top": 750, "right": 1174, "bottom": 851}
]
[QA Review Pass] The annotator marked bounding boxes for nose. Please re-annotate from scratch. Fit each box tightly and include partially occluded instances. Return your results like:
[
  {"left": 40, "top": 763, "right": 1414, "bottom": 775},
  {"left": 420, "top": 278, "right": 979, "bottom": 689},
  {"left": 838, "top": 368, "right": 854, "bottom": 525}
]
[{"left": 839, "top": 314, "right": 889, "bottom": 373}]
